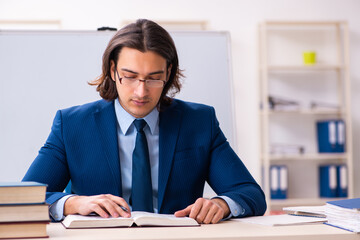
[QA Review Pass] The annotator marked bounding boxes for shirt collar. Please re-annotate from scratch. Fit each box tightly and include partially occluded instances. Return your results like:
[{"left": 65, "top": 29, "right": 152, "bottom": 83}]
[{"left": 114, "top": 98, "right": 159, "bottom": 135}]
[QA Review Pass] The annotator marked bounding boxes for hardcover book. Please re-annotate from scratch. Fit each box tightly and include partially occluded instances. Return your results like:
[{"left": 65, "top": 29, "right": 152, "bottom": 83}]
[
  {"left": 0, "top": 221, "right": 48, "bottom": 239},
  {"left": 0, "top": 203, "right": 49, "bottom": 222},
  {"left": 0, "top": 182, "right": 47, "bottom": 204}
]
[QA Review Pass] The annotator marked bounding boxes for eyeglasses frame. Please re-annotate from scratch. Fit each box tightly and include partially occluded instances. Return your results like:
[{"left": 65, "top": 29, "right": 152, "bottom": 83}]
[{"left": 114, "top": 69, "right": 166, "bottom": 88}]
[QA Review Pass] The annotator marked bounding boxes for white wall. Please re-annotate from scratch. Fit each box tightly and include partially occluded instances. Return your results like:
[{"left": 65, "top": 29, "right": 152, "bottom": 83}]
[{"left": 1, "top": 0, "right": 359, "bottom": 195}]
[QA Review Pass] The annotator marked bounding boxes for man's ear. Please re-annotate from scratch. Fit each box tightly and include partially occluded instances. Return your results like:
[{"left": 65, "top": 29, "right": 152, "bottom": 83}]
[
  {"left": 110, "top": 60, "right": 115, "bottom": 81},
  {"left": 167, "top": 64, "right": 172, "bottom": 81}
]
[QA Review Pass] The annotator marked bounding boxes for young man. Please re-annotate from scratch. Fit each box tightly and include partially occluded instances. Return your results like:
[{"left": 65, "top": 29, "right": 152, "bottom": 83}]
[{"left": 23, "top": 19, "right": 266, "bottom": 224}]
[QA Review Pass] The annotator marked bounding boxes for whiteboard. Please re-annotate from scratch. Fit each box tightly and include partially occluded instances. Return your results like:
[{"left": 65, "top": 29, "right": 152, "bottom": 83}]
[{"left": 0, "top": 30, "right": 235, "bottom": 182}]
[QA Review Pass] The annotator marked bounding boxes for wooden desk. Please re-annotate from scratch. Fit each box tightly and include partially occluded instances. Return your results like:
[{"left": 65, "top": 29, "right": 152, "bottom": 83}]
[{"left": 26, "top": 220, "right": 360, "bottom": 240}]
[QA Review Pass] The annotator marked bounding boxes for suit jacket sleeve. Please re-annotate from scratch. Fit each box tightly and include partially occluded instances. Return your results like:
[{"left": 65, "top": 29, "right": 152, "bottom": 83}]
[
  {"left": 23, "top": 110, "right": 71, "bottom": 205},
  {"left": 207, "top": 107, "right": 266, "bottom": 217}
]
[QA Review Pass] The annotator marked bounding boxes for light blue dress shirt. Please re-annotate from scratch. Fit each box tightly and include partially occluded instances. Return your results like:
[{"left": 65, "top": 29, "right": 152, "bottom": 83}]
[
  {"left": 50, "top": 99, "right": 243, "bottom": 221},
  {"left": 114, "top": 98, "right": 160, "bottom": 212}
]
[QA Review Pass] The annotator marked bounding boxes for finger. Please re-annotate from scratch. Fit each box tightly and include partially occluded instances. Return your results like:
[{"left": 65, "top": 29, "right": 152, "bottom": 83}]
[
  {"left": 92, "top": 204, "right": 109, "bottom": 218},
  {"left": 76, "top": 198, "right": 105, "bottom": 216},
  {"left": 203, "top": 205, "right": 219, "bottom": 224},
  {"left": 211, "top": 209, "right": 224, "bottom": 224},
  {"left": 211, "top": 198, "right": 230, "bottom": 218},
  {"left": 106, "top": 194, "right": 130, "bottom": 209},
  {"left": 189, "top": 198, "right": 205, "bottom": 222},
  {"left": 97, "top": 198, "right": 122, "bottom": 218},
  {"left": 193, "top": 199, "right": 211, "bottom": 223},
  {"left": 113, "top": 203, "right": 131, "bottom": 218},
  {"left": 106, "top": 195, "right": 131, "bottom": 217},
  {"left": 174, "top": 204, "right": 193, "bottom": 217}
]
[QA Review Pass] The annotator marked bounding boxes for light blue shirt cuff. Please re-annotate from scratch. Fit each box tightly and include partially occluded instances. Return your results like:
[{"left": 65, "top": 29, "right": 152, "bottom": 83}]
[
  {"left": 49, "top": 195, "right": 75, "bottom": 221},
  {"left": 213, "top": 196, "right": 245, "bottom": 220}
]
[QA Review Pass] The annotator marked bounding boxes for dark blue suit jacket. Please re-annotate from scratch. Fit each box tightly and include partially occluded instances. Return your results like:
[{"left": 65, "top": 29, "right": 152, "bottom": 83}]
[{"left": 23, "top": 99, "right": 266, "bottom": 217}]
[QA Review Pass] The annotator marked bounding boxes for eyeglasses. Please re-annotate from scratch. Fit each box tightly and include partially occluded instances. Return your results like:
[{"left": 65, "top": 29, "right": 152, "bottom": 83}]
[{"left": 115, "top": 69, "right": 166, "bottom": 88}]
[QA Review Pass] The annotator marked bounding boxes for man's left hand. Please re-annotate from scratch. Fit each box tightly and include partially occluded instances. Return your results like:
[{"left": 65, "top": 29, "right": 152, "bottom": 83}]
[{"left": 174, "top": 198, "right": 230, "bottom": 224}]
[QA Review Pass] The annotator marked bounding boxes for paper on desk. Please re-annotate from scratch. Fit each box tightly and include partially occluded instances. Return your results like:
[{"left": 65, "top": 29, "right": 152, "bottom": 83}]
[
  {"left": 283, "top": 205, "right": 326, "bottom": 218},
  {"left": 233, "top": 214, "right": 327, "bottom": 226}
]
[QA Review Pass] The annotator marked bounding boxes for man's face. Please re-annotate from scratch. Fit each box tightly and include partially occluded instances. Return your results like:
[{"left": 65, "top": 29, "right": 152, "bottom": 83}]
[{"left": 111, "top": 47, "right": 170, "bottom": 118}]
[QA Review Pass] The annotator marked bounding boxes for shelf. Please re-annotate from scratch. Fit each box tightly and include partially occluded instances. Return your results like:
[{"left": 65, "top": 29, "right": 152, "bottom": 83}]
[
  {"left": 261, "top": 64, "right": 345, "bottom": 71},
  {"left": 261, "top": 109, "right": 344, "bottom": 115},
  {"left": 263, "top": 153, "right": 347, "bottom": 161},
  {"left": 264, "top": 21, "right": 347, "bottom": 26},
  {"left": 270, "top": 197, "right": 347, "bottom": 208}
]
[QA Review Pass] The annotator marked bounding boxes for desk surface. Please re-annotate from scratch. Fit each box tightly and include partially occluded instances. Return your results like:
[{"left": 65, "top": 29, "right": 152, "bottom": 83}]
[{"left": 27, "top": 220, "right": 360, "bottom": 240}]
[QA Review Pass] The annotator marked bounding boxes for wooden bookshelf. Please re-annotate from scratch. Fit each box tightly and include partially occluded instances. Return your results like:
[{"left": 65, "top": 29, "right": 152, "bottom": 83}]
[{"left": 259, "top": 21, "right": 353, "bottom": 211}]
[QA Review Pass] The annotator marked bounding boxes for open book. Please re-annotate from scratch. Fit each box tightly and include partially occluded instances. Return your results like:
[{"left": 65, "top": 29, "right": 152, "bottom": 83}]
[{"left": 62, "top": 211, "right": 199, "bottom": 228}]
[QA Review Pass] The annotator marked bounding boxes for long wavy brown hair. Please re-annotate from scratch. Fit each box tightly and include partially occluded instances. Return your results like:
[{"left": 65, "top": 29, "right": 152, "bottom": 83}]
[{"left": 89, "top": 19, "right": 183, "bottom": 110}]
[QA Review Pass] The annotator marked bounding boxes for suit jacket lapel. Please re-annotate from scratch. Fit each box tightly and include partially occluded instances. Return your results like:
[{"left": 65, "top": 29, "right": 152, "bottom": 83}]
[
  {"left": 158, "top": 102, "right": 182, "bottom": 211},
  {"left": 93, "top": 100, "right": 122, "bottom": 196}
]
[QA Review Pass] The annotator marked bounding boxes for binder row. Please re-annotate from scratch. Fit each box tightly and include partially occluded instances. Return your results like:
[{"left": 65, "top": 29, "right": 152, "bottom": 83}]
[
  {"left": 270, "top": 165, "right": 288, "bottom": 199},
  {"left": 317, "top": 120, "right": 345, "bottom": 153},
  {"left": 267, "top": 120, "right": 347, "bottom": 200},
  {"left": 270, "top": 164, "right": 348, "bottom": 199},
  {"left": 319, "top": 164, "right": 348, "bottom": 198}
]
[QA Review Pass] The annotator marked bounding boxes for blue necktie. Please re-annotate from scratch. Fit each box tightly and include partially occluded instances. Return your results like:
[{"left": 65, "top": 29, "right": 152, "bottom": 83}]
[{"left": 131, "top": 119, "right": 153, "bottom": 212}]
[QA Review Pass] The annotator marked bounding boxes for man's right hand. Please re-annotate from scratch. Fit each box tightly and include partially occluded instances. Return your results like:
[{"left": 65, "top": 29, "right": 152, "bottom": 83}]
[{"left": 64, "top": 194, "right": 131, "bottom": 218}]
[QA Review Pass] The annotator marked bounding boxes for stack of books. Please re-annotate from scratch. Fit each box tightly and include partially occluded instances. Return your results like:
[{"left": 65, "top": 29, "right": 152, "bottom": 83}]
[
  {"left": 0, "top": 182, "right": 49, "bottom": 239},
  {"left": 325, "top": 198, "right": 360, "bottom": 233}
]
